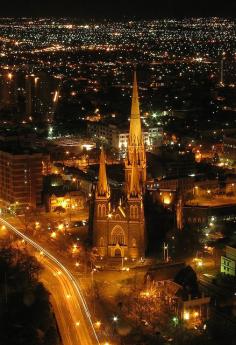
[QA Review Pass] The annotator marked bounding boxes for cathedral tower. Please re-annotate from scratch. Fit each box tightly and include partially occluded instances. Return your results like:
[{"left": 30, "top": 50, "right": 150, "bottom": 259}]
[
  {"left": 125, "top": 71, "right": 146, "bottom": 190},
  {"left": 127, "top": 151, "right": 146, "bottom": 258},
  {"left": 93, "top": 148, "right": 110, "bottom": 257}
]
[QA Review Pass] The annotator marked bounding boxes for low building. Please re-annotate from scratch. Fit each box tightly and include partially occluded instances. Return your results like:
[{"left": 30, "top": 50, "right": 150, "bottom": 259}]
[
  {"left": 46, "top": 190, "right": 86, "bottom": 212},
  {"left": 223, "top": 136, "right": 236, "bottom": 161},
  {"left": 118, "top": 127, "right": 163, "bottom": 152},
  {"left": 87, "top": 122, "right": 119, "bottom": 147},
  {"left": 180, "top": 293, "right": 210, "bottom": 324},
  {"left": 184, "top": 203, "right": 236, "bottom": 227},
  {"left": 87, "top": 122, "right": 163, "bottom": 152},
  {"left": 144, "top": 278, "right": 210, "bottom": 325},
  {"left": 221, "top": 245, "right": 236, "bottom": 276}
]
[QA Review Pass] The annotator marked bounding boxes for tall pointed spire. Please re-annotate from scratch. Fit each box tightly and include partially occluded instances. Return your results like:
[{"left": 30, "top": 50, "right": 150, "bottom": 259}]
[
  {"left": 128, "top": 149, "right": 141, "bottom": 198},
  {"left": 125, "top": 70, "right": 147, "bottom": 190},
  {"left": 97, "top": 147, "right": 110, "bottom": 198},
  {"left": 129, "top": 71, "right": 143, "bottom": 146}
]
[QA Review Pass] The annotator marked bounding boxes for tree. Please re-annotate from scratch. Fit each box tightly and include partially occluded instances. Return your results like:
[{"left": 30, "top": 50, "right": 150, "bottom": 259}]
[
  {"left": 0, "top": 244, "right": 60, "bottom": 345},
  {"left": 174, "top": 265, "right": 199, "bottom": 298}
]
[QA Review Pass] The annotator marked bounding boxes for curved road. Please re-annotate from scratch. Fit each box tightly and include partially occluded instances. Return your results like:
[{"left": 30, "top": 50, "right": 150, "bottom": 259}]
[{"left": 0, "top": 217, "right": 100, "bottom": 345}]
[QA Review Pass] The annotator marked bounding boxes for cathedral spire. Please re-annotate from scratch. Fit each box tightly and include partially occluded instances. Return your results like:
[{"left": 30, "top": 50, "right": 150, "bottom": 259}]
[
  {"left": 128, "top": 149, "right": 141, "bottom": 198},
  {"left": 129, "top": 71, "right": 143, "bottom": 146},
  {"left": 97, "top": 147, "right": 110, "bottom": 198}
]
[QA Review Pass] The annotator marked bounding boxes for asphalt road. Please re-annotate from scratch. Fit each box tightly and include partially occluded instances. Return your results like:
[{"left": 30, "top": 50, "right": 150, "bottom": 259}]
[{"left": 0, "top": 217, "right": 101, "bottom": 345}]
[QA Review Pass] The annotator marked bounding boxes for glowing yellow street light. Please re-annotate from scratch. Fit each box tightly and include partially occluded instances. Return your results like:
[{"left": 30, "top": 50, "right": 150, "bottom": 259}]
[
  {"left": 51, "top": 232, "right": 57, "bottom": 239},
  {"left": 58, "top": 223, "right": 64, "bottom": 231},
  {"left": 197, "top": 260, "right": 203, "bottom": 267},
  {"left": 8, "top": 72, "right": 13, "bottom": 81},
  {"left": 113, "top": 316, "right": 118, "bottom": 322},
  {"left": 95, "top": 321, "right": 101, "bottom": 329},
  {"left": 184, "top": 311, "right": 190, "bottom": 320}
]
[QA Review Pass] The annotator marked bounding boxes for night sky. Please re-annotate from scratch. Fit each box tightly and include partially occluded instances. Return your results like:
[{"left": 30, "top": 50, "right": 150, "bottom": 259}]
[{"left": 2, "top": 0, "right": 236, "bottom": 19}]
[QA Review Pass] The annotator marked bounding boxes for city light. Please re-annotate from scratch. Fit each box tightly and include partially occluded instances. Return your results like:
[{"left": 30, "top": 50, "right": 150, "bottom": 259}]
[
  {"left": 50, "top": 232, "right": 57, "bottom": 239},
  {"left": 95, "top": 321, "right": 101, "bottom": 329},
  {"left": 184, "top": 311, "right": 190, "bottom": 320},
  {"left": 0, "top": 13, "right": 235, "bottom": 345},
  {"left": 58, "top": 224, "right": 64, "bottom": 231}
]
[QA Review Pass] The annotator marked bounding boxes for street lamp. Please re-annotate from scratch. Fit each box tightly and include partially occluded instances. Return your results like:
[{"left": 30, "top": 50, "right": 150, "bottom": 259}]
[
  {"left": 113, "top": 316, "right": 118, "bottom": 322},
  {"left": 172, "top": 316, "right": 179, "bottom": 326},
  {"left": 95, "top": 321, "right": 101, "bottom": 329}
]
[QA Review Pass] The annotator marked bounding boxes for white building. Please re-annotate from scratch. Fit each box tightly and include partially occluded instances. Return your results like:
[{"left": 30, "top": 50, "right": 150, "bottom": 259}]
[
  {"left": 118, "top": 127, "right": 163, "bottom": 152},
  {"left": 221, "top": 245, "right": 236, "bottom": 276}
]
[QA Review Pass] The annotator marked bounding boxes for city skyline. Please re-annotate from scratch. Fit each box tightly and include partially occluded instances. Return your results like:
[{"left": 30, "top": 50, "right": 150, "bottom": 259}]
[
  {"left": 2, "top": 0, "right": 236, "bottom": 19},
  {"left": 0, "top": 7, "right": 236, "bottom": 345}
]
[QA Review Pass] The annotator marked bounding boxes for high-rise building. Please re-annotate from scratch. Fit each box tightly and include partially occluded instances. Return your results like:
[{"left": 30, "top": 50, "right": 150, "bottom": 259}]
[
  {"left": 25, "top": 72, "right": 58, "bottom": 122},
  {"left": 25, "top": 74, "right": 35, "bottom": 119},
  {"left": 92, "top": 73, "right": 146, "bottom": 259},
  {"left": 0, "top": 70, "right": 17, "bottom": 109},
  {"left": 0, "top": 147, "right": 50, "bottom": 208}
]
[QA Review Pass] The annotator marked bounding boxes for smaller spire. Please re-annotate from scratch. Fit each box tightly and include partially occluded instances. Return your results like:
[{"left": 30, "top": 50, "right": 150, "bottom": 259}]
[{"left": 97, "top": 147, "right": 110, "bottom": 198}]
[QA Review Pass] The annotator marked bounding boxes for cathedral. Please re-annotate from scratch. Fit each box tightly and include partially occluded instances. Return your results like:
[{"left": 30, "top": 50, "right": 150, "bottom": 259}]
[{"left": 92, "top": 72, "right": 146, "bottom": 259}]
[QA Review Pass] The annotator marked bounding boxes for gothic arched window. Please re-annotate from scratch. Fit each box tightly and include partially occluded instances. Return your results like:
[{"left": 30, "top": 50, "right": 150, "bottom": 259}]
[
  {"left": 98, "top": 204, "right": 102, "bottom": 217},
  {"left": 100, "top": 237, "right": 105, "bottom": 247},
  {"left": 101, "top": 204, "right": 106, "bottom": 217},
  {"left": 111, "top": 226, "right": 125, "bottom": 245},
  {"left": 98, "top": 204, "right": 106, "bottom": 217}
]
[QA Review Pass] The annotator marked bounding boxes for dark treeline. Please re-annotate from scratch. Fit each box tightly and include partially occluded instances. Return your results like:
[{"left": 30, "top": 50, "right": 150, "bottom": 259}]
[{"left": 0, "top": 246, "right": 60, "bottom": 345}]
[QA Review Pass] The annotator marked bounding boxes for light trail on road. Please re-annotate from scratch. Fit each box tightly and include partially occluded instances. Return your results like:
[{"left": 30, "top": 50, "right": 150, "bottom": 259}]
[{"left": 0, "top": 217, "right": 100, "bottom": 345}]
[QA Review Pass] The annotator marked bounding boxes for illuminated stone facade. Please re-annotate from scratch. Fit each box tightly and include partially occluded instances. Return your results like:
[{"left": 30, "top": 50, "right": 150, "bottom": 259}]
[{"left": 93, "top": 73, "right": 146, "bottom": 259}]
